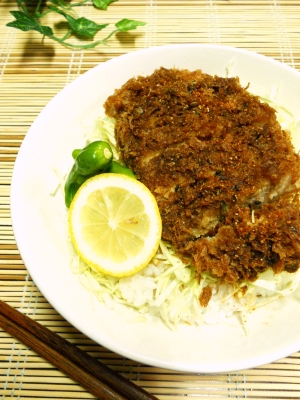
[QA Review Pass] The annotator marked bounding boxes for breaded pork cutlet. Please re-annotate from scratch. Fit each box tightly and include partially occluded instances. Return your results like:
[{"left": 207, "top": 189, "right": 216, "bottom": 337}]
[{"left": 104, "top": 67, "right": 300, "bottom": 284}]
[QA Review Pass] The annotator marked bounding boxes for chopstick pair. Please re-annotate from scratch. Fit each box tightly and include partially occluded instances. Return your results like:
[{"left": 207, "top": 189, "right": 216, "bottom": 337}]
[{"left": 0, "top": 300, "right": 158, "bottom": 400}]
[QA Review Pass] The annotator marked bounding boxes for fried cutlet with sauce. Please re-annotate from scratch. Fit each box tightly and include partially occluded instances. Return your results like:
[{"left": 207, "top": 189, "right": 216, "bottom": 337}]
[{"left": 104, "top": 67, "right": 300, "bottom": 283}]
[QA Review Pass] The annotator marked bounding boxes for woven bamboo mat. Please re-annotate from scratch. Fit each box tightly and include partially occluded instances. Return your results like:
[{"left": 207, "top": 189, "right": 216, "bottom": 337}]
[{"left": 1, "top": 0, "right": 300, "bottom": 398}]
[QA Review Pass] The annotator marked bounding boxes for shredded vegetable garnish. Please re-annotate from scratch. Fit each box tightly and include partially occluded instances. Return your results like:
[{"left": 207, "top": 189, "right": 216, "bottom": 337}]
[
  {"left": 89, "top": 116, "right": 120, "bottom": 160},
  {"left": 54, "top": 80, "right": 300, "bottom": 333},
  {"left": 68, "top": 233, "right": 300, "bottom": 332}
]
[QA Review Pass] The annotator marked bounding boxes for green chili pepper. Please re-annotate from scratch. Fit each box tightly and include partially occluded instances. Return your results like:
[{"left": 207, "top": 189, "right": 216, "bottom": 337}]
[
  {"left": 107, "top": 160, "right": 136, "bottom": 179},
  {"left": 64, "top": 141, "right": 113, "bottom": 207},
  {"left": 71, "top": 149, "right": 81, "bottom": 159}
]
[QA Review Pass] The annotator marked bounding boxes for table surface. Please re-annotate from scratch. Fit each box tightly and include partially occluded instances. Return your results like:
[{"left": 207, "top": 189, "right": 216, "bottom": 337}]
[{"left": 1, "top": 0, "right": 300, "bottom": 398}]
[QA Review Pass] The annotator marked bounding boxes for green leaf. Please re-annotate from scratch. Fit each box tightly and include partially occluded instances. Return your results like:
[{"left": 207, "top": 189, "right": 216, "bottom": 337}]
[
  {"left": 93, "top": 0, "right": 117, "bottom": 10},
  {"left": 6, "top": 11, "right": 53, "bottom": 36},
  {"left": 7, "top": 1, "right": 146, "bottom": 50},
  {"left": 65, "top": 15, "right": 109, "bottom": 38},
  {"left": 115, "top": 18, "right": 146, "bottom": 32},
  {"left": 48, "top": 6, "right": 108, "bottom": 38}
]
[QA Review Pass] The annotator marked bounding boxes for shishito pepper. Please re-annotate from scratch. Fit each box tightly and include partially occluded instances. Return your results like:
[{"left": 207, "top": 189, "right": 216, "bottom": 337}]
[
  {"left": 64, "top": 141, "right": 113, "bottom": 207},
  {"left": 107, "top": 160, "right": 136, "bottom": 179}
]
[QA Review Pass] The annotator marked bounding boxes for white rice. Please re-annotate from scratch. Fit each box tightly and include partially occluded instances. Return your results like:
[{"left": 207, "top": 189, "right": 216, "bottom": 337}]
[{"left": 70, "top": 237, "right": 300, "bottom": 332}]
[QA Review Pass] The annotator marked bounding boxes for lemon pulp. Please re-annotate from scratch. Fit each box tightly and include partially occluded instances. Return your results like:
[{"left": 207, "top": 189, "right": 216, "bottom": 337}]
[{"left": 68, "top": 174, "right": 162, "bottom": 277}]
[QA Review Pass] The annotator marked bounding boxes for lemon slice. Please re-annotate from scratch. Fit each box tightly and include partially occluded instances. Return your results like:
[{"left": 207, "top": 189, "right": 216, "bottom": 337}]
[{"left": 68, "top": 173, "right": 162, "bottom": 277}]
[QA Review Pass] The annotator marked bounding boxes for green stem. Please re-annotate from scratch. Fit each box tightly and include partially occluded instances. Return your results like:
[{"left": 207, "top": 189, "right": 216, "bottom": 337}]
[
  {"left": 36, "top": 9, "right": 53, "bottom": 18},
  {"left": 50, "top": 26, "right": 133, "bottom": 50},
  {"left": 70, "top": 0, "right": 91, "bottom": 7},
  {"left": 61, "top": 29, "right": 73, "bottom": 41},
  {"left": 17, "top": 0, "right": 28, "bottom": 14},
  {"left": 51, "top": 34, "right": 108, "bottom": 49},
  {"left": 101, "top": 28, "right": 118, "bottom": 43},
  {"left": 35, "top": 0, "right": 44, "bottom": 15}
]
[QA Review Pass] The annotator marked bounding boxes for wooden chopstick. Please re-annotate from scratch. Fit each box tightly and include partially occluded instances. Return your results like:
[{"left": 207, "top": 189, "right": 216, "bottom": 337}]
[{"left": 0, "top": 300, "right": 158, "bottom": 400}]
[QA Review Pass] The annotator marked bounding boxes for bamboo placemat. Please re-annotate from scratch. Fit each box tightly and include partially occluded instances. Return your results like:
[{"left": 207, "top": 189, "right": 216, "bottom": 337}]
[{"left": 1, "top": 0, "right": 300, "bottom": 398}]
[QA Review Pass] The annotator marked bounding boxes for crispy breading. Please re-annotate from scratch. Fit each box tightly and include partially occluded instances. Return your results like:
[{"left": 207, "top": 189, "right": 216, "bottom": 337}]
[{"left": 104, "top": 67, "right": 300, "bottom": 283}]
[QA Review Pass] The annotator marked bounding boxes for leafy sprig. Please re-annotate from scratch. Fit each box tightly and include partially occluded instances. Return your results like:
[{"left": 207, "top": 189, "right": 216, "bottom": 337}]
[{"left": 7, "top": 0, "right": 146, "bottom": 50}]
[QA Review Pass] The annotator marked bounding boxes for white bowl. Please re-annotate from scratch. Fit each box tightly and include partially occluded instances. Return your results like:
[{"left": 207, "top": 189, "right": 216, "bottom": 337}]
[{"left": 10, "top": 44, "right": 300, "bottom": 373}]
